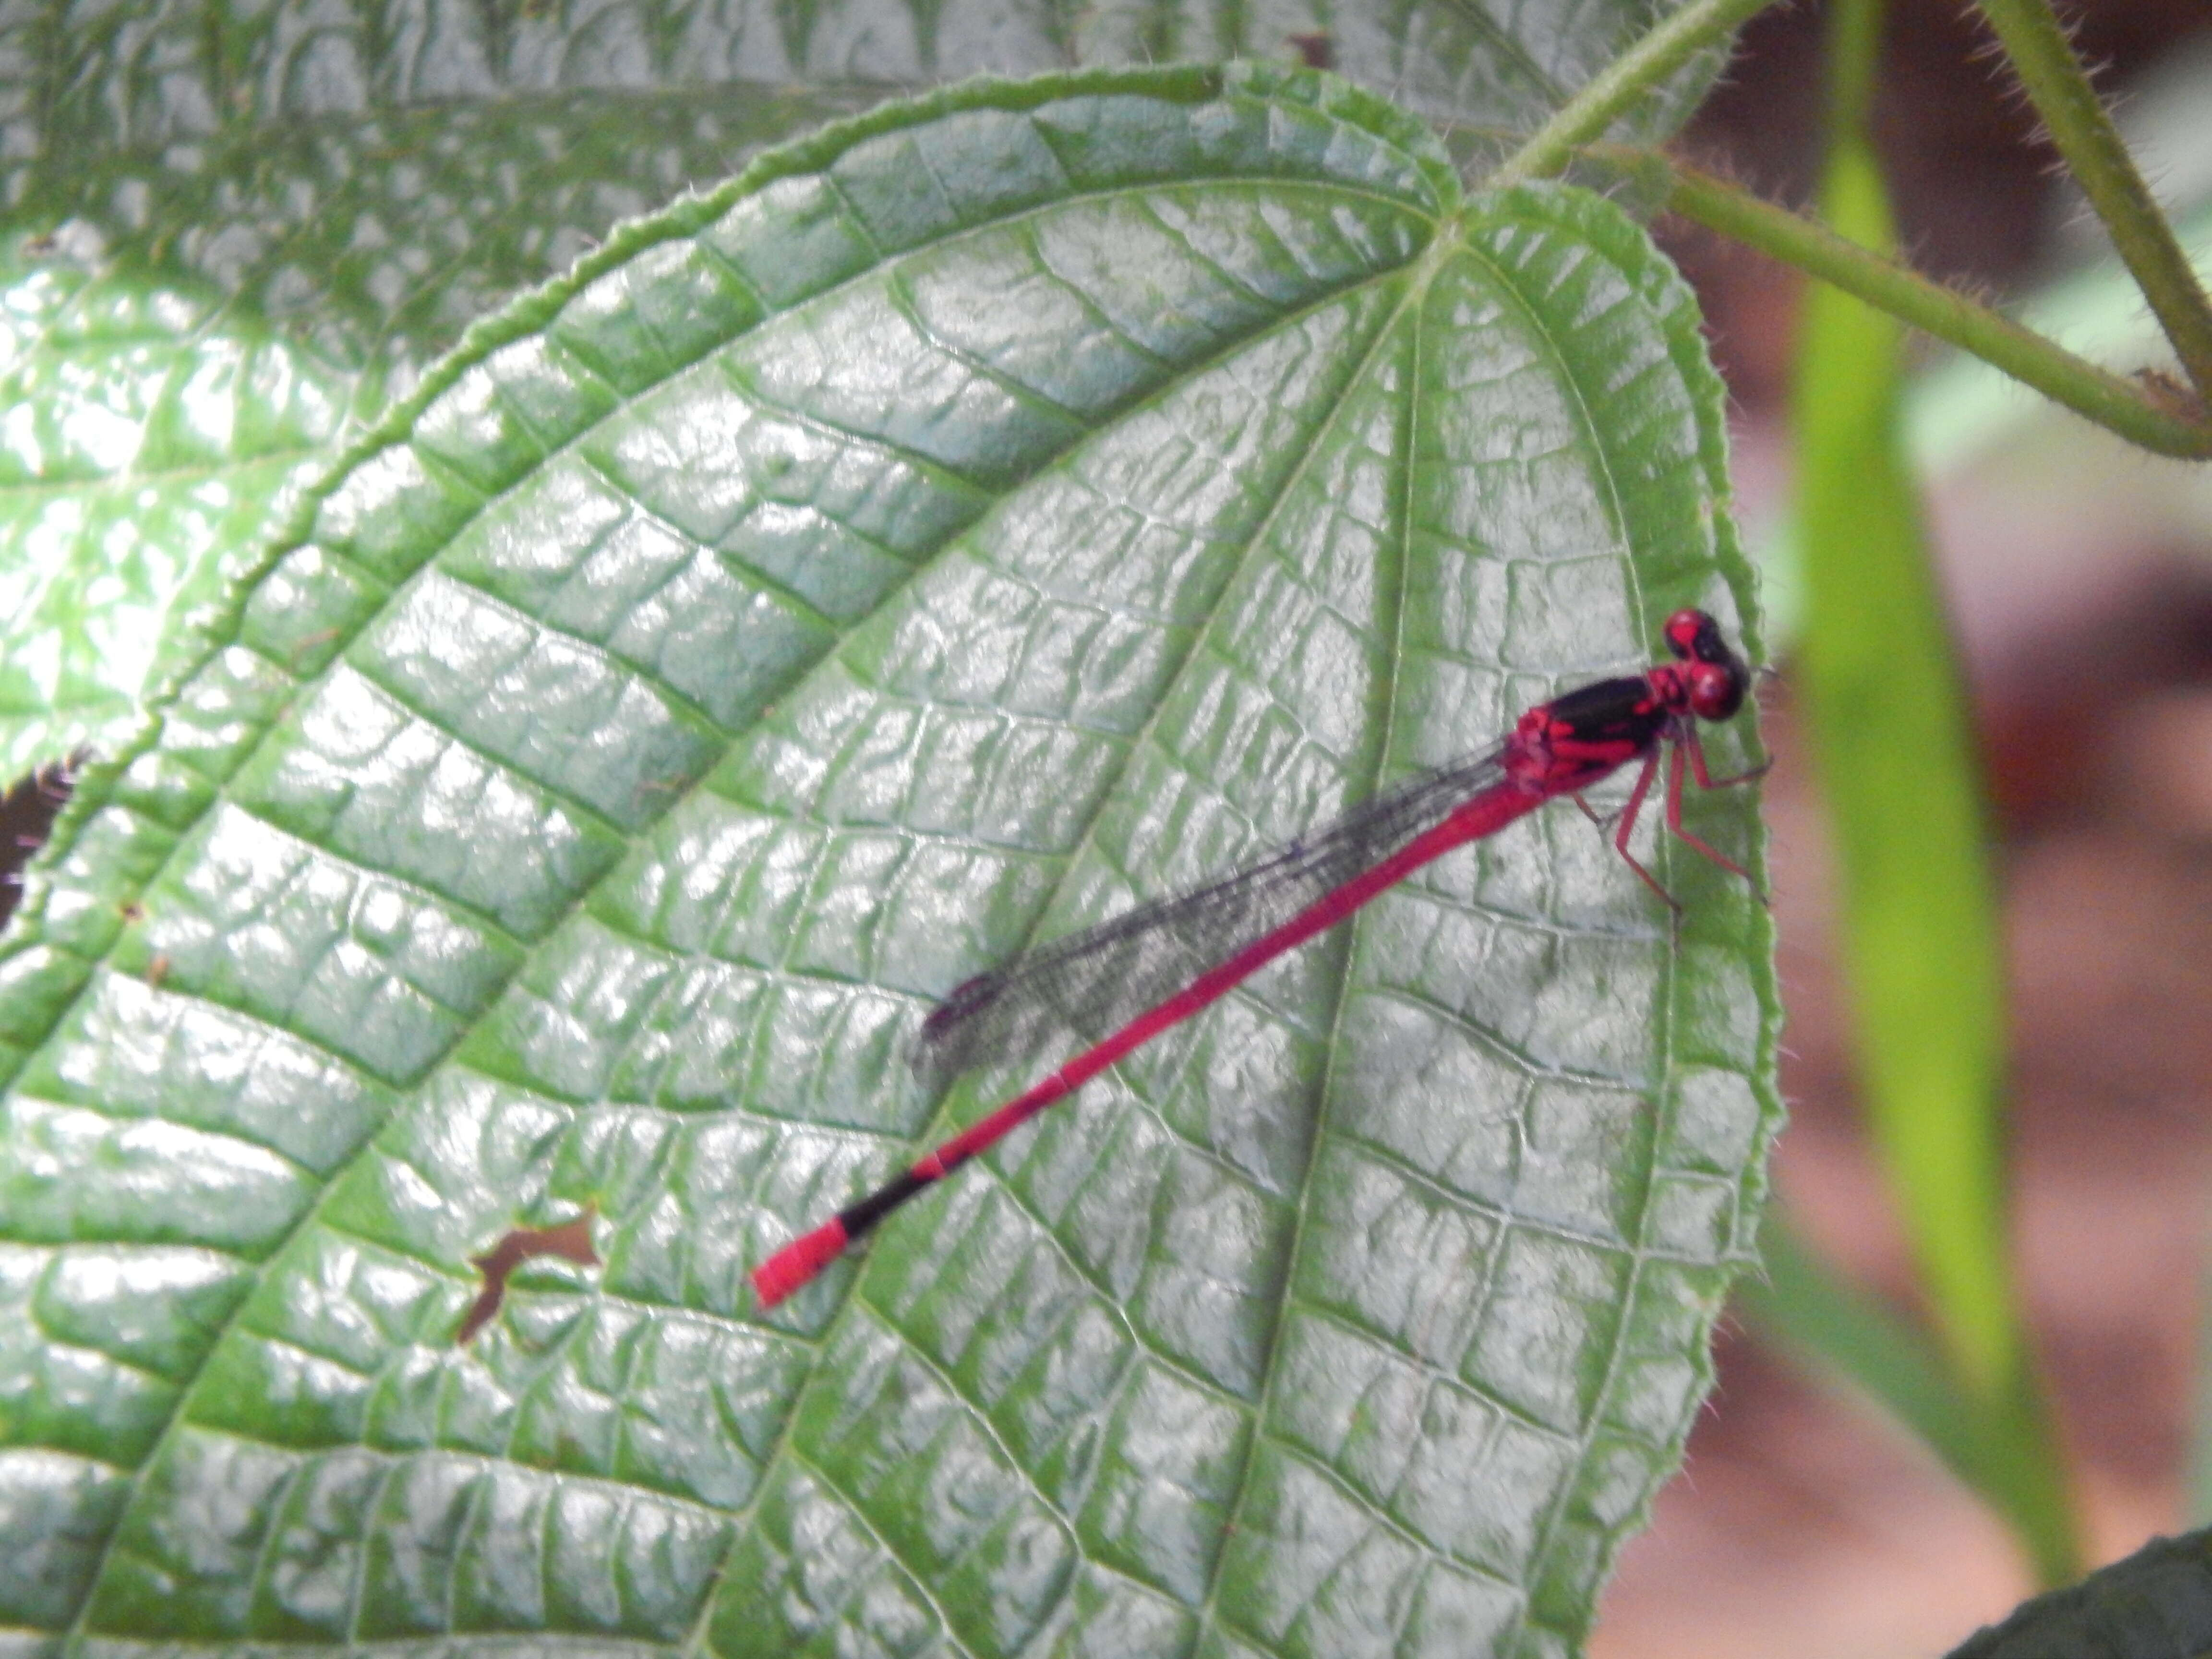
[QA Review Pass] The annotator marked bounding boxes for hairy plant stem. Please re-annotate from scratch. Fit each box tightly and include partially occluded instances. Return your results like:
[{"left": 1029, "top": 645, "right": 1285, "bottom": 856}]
[
  {"left": 1974, "top": 0, "right": 2212, "bottom": 398},
  {"left": 1488, "top": 0, "right": 1779, "bottom": 187},
  {"left": 1644, "top": 156, "right": 2212, "bottom": 458}
]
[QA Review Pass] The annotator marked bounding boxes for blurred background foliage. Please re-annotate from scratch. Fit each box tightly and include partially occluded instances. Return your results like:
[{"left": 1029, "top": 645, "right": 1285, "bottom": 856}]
[{"left": 1605, "top": 5, "right": 2212, "bottom": 1656}]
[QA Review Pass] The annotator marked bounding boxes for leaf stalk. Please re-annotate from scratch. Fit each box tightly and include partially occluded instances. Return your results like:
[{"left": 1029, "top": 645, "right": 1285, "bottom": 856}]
[
  {"left": 1973, "top": 0, "right": 2212, "bottom": 399},
  {"left": 1642, "top": 155, "right": 2212, "bottom": 458},
  {"left": 1489, "top": 0, "right": 1782, "bottom": 187}
]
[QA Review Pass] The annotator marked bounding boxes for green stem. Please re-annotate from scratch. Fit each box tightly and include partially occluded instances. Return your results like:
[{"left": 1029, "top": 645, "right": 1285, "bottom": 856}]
[
  {"left": 1490, "top": 0, "right": 1781, "bottom": 187},
  {"left": 1975, "top": 0, "right": 2212, "bottom": 397},
  {"left": 1653, "top": 158, "right": 2212, "bottom": 458}
]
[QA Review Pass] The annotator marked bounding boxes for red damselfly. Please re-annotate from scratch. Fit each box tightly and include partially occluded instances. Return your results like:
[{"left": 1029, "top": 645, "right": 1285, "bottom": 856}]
[{"left": 753, "top": 608, "right": 1763, "bottom": 1307}]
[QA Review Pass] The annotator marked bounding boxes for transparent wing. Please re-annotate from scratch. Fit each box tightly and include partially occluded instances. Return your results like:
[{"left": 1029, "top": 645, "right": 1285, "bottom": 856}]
[{"left": 915, "top": 741, "right": 1511, "bottom": 1082}]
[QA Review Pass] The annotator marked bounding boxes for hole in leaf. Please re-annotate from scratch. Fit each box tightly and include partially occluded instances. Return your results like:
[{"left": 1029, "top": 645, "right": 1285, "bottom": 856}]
[{"left": 456, "top": 1211, "right": 600, "bottom": 1344}]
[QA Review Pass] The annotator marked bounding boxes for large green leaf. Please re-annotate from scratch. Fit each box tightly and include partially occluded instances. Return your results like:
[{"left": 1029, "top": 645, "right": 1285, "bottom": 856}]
[
  {"left": 0, "top": 86, "right": 879, "bottom": 774},
  {"left": 0, "top": 0, "right": 1741, "bottom": 770},
  {"left": 0, "top": 65, "right": 1777, "bottom": 1655},
  {"left": 0, "top": 232, "right": 349, "bottom": 777}
]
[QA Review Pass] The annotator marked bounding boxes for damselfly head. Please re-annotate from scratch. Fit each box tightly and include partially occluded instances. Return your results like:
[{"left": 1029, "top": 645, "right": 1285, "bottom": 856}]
[{"left": 1661, "top": 608, "right": 1748, "bottom": 722}]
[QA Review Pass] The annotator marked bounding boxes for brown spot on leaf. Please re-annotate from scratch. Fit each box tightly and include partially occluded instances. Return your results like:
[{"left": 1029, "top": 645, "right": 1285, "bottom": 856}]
[{"left": 456, "top": 1212, "right": 600, "bottom": 1344}]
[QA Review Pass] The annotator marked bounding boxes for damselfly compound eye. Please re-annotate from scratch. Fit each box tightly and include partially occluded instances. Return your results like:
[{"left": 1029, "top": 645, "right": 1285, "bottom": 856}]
[{"left": 1685, "top": 661, "right": 1745, "bottom": 721}]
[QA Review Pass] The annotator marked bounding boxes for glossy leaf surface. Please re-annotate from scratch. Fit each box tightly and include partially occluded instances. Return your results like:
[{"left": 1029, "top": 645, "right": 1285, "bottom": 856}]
[
  {"left": 0, "top": 0, "right": 1740, "bottom": 771},
  {"left": 0, "top": 237, "right": 348, "bottom": 775},
  {"left": 0, "top": 66, "right": 1777, "bottom": 1657},
  {"left": 0, "top": 88, "right": 873, "bottom": 774}
]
